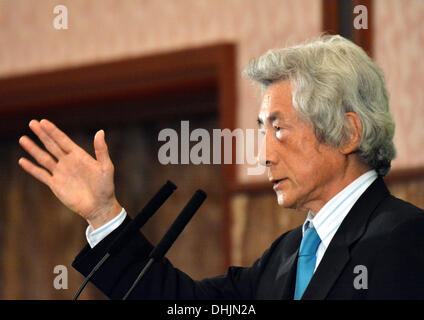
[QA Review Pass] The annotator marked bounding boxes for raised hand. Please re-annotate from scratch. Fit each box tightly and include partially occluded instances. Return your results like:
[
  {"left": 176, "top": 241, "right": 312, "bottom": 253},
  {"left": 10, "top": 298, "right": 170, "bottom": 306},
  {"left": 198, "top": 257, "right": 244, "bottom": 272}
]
[{"left": 18, "top": 119, "right": 122, "bottom": 229}]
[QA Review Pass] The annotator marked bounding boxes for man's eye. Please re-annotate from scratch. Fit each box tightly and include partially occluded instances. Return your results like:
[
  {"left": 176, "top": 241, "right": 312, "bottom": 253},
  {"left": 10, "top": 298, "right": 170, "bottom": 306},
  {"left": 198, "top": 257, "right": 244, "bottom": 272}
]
[
  {"left": 274, "top": 126, "right": 285, "bottom": 140},
  {"left": 273, "top": 125, "right": 282, "bottom": 133}
]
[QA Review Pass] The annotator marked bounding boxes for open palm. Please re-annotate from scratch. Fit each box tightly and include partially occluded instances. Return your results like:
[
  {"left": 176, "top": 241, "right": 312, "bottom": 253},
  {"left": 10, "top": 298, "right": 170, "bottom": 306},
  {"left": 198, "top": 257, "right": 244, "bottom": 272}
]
[{"left": 19, "top": 119, "right": 122, "bottom": 229}]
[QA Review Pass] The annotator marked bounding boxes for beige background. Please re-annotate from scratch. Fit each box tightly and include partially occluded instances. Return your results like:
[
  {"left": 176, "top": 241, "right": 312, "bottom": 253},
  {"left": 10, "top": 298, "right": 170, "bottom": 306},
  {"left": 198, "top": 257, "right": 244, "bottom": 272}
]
[{"left": 374, "top": 0, "right": 424, "bottom": 170}]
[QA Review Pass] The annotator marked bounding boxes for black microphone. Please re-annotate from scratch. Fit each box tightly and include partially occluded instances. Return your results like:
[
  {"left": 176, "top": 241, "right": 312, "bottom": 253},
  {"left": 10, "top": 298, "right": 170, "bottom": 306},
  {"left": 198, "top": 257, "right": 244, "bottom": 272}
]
[
  {"left": 122, "top": 189, "right": 207, "bottom": 300},
  {"left": 73, "top": 180, "right": 177, "bottom": 300}
]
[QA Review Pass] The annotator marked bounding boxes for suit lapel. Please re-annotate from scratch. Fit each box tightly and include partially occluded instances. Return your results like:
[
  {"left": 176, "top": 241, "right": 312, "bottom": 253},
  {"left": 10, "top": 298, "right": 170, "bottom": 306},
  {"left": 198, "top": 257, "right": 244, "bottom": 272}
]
[
  {"left": 278, "top": 245, "right": 299, "bottom": 299},
  {"left": 260, "top": 227, "right": 301, "bottom": 299},
  {"left": 301, "top": 241, "right": 350, "bottom": 299},
  {"left": 301, "top": 177, "right": 390, "bottom": 300}
]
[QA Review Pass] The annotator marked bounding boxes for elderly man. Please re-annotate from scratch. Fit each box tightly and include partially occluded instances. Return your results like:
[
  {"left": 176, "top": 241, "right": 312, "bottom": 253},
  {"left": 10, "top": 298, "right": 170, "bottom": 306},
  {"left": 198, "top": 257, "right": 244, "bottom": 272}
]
[{"left": 19, "top": 35, "right": 424, "bottom": 300}]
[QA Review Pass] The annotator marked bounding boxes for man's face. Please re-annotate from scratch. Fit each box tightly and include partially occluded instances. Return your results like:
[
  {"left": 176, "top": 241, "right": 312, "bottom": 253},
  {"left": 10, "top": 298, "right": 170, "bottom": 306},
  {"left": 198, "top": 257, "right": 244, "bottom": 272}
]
[{"left": 257, "top": 80, "right": 345, "bottom": 213}]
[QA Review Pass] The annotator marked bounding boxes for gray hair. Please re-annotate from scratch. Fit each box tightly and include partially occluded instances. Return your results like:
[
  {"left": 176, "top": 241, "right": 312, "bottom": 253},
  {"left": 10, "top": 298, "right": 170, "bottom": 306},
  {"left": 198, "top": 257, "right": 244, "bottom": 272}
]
[{"left": 244, "top": 35, "right": 396, "bottom": 176}]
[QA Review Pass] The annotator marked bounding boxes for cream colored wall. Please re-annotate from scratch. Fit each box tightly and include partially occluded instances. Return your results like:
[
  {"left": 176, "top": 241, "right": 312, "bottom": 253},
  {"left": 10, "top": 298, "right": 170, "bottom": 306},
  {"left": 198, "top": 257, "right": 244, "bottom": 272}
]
[{"left": 374, "top": 0, "right": 424, "bottom": 171}]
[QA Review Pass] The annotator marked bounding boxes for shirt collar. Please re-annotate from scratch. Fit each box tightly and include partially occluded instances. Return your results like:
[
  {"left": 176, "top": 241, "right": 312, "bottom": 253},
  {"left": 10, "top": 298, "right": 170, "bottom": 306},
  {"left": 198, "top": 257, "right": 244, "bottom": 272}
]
[{"left": 302, "top": 170, "right": 378, "bottom": 249}]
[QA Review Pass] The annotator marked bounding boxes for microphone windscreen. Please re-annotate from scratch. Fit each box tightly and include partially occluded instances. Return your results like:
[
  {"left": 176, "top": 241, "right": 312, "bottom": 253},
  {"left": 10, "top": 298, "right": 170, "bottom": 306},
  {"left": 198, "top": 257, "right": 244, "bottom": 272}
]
[
  {"left": 108, "top": 180, "right": 177, "bottom": 255},
  {"left": 149, "top": 189, "right": 207, "bottom": 261}
]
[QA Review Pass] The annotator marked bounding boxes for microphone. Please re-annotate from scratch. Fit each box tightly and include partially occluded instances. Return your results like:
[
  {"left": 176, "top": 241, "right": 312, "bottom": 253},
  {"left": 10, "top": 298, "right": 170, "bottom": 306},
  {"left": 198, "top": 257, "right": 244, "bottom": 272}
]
[
  {"left": 73, "top": 180, "right": 177, "bottom": 300},
  {"left": 122, "top": 189, "right": 207, "bottom": 300}
]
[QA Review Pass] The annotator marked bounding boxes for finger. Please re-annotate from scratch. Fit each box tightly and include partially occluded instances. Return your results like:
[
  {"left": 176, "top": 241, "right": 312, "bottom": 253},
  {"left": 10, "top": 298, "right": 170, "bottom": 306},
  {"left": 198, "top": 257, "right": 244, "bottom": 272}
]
[
  {"left": 94, "top": 130, "right": 112, "bottom": 167},
  {"left": 19, "top": 135, "right": 57, "bottom": 173},
  {"left": 28, "top": 120, "right": 65, "bottom": 159},
  {"left": 39, "top": 119, "right": 76, "bottom": 154},
  {"left": 18, "top": 157, "right": 52, "bottom": 187}
]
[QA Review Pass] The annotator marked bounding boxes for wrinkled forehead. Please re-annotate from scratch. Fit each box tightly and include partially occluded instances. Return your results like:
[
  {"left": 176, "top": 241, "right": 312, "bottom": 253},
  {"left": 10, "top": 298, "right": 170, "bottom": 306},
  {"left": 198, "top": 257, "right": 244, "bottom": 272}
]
[{"left": 257, "top": 80, "right": 297, "bottom": 125}]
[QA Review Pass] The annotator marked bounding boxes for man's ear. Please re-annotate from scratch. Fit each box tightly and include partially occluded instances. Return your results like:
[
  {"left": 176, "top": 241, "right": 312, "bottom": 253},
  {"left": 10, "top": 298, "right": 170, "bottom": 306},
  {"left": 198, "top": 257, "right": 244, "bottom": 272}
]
[{"left": 340, "top": 112, "right": 362, "bottom": 155}]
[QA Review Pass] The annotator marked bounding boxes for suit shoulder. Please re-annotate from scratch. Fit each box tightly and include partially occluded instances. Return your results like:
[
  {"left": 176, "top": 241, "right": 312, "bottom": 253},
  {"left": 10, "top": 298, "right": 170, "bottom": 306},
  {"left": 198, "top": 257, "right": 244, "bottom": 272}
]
[
  {"left": 372, "top": 194, "right": 424, "bottom": 230},
  {"left": 381, "top": 194, "right": 424, "bottom": 215}
]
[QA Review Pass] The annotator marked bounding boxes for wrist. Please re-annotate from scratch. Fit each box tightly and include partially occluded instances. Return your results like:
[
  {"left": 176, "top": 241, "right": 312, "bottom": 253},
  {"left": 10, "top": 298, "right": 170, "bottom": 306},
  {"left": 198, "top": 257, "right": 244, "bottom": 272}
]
[{"left": 88, "top": 198, "right": 123, "bottom": 230}]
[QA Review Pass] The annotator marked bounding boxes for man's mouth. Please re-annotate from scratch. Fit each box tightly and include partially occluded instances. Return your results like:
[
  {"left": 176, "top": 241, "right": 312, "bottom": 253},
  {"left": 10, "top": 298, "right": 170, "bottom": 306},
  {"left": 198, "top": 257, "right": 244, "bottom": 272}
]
[{"left": 272, "top": 178, "right": 287, "bottom": 190}]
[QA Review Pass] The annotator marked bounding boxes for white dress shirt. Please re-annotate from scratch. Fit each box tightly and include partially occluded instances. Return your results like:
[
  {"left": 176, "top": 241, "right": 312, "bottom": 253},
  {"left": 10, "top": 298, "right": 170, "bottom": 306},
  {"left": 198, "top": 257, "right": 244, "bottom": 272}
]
[
  {"left": 86, "top": 208, "right": 127, "bottom": 248},
  {"left": 302, "top": 170, "right": 377, "bottom": 272},
  {"left": 86, "top": 170, "right": 378, "bottom": 262}
]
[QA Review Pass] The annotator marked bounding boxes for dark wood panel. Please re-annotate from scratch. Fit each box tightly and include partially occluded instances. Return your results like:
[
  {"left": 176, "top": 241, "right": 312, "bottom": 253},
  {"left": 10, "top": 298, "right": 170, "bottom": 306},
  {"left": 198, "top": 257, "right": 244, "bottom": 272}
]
[
  {"left": 0, "top": 44, "right": 234, "bottom": 110},
  {"left": 385, "top": 167, "right": 424, "bottom": 184},
  {"left": 322, "top": 0, "right": 373, "bottom": 56},
  {"left": 0, "top": 86, "right": 218, "bottom": 137},
  {"left": 0, "top": 44, "right": 237, "bottom": 138},
  {"left": 322, "top": 0, "right": 340, "bottom": 35},
  {"left": 230, "top": 192, "right": 306, "bottom": 267},
  {"left": 353, "top": 0, "right": 373, "bottom": 56}
]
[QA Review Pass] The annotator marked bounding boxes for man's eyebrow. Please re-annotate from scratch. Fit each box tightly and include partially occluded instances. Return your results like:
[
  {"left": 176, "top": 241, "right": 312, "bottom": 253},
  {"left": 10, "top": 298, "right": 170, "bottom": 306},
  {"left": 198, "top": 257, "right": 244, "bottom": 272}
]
[
  {"left": 257, "top": 118, "right": 264, "bottom": 127},
  {"left": 268, "top": 112, "right": 281, "bottom": 123},
  {"left": 257, "top": 112, "right": 282, "bottom": 127}
]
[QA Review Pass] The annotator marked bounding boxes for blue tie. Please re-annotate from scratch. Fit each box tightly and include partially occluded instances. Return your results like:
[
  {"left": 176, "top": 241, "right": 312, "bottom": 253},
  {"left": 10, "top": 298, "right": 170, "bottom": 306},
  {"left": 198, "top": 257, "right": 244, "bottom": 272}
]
[{"left": 294, "top": 226, "right": 321, "bottom": 300}]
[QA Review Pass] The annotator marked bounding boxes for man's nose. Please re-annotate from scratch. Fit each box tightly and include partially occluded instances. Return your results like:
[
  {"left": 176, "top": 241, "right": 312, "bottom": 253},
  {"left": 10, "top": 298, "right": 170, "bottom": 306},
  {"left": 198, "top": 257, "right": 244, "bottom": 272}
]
[{"left": 258, "top": 132, "right": 275, "bottom": 167}]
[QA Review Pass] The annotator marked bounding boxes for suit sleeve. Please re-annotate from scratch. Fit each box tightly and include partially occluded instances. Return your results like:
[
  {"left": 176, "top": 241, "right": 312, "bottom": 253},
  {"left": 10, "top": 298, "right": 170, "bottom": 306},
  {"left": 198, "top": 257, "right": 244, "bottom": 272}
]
[
  {"left": 369, "top": 216, "right": 424, "bottom": 299},
  {"left": 72, "top": 215, "right": 277, "bottom": 300}
]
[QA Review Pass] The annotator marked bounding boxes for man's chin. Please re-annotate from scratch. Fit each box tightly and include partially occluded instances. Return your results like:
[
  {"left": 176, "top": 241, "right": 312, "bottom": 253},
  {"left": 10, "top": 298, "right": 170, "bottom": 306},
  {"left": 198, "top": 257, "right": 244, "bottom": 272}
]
[
  {"left": 275, "top": 190, "right": 297, "bottom": 209},
  {"left": 276, "top": 190, "right": 286, "bottom": 206}
]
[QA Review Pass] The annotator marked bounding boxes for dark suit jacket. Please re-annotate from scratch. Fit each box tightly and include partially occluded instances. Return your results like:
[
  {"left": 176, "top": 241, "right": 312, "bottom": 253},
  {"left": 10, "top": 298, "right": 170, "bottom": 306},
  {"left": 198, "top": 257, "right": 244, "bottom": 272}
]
[{"left": 72, "top": 178, "right": 424, "bottom": 299}]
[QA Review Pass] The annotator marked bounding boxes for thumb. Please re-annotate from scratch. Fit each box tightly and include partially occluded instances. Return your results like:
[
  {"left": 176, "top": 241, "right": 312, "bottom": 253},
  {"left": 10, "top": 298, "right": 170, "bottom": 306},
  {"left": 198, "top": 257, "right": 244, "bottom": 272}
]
[{"left": 94, "top": 130, "right": 111, "bottom": 166}]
